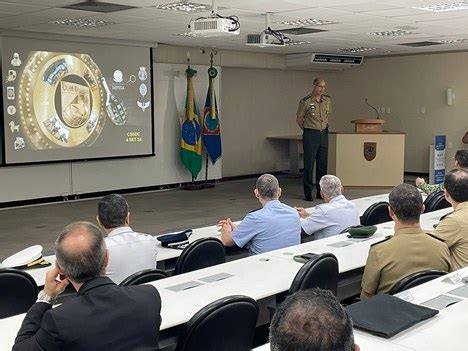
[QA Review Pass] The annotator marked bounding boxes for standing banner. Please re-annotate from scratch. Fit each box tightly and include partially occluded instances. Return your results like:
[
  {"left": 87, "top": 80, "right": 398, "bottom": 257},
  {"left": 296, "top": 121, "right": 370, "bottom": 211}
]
[{"left": 433, "top": 135, "right": 446, "bottom": 184}]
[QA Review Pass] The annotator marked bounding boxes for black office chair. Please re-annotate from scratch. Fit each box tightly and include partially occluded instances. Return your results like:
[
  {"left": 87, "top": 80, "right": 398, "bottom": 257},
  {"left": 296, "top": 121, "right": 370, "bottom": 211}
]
[
  {"left": 0, "top": 268, "right": 39, "bottom": 318},
  {"left": 174, "top": 238, "right": 226, "bottom": 275},
  {"left": 423, "top": 190, "right": 450, "bottom": 213},
  {"left": 360, "top": 201, "right": 392, "bottom": 226},
  {"left": 119, "top": 268, "right": 169, "bottom": 286},
  {"left": 175, "top": 295, "right": 259, "bottom": 351},
  {"left": 389, "top": 270, "right": 448, "bottom": 295},
  {"left": 289, "top": 253, "right": 339, "bottom": 296}
]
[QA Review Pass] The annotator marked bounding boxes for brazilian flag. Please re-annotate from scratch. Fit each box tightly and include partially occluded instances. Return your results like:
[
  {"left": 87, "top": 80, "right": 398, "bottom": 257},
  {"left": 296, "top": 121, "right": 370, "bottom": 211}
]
[
  {"left": 180, "top": 67, "right": 203, "bottom": 179},
  {"left": 203, "top": 66, "right": 222, "bottom": 164}
]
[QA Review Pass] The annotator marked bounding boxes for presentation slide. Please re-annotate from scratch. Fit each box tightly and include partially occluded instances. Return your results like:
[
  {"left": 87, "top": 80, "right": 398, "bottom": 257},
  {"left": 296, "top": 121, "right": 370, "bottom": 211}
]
[{"left": 1, "top": 37, "right": 154, "bottom": 164}]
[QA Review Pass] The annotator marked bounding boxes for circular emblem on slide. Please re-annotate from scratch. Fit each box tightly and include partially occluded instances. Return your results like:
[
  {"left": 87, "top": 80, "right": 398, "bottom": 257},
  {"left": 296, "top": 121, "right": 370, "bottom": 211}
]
[
  {"left": 18, "top": 52, "right": 106, "bottom": 149},
  {"left": 182, "top": 120, "right": 201, "bottom": 146}
]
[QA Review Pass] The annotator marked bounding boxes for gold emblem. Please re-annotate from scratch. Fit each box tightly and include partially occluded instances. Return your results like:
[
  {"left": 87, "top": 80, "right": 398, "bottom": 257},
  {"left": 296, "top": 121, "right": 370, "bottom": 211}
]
[
  {"left": 364, "top": 142, "right": 377, "bottom": 161},
  {"left": 60, "top": 81, "right": 90, "bottom": 128},
  {"left": 18, "top": 52, "right": 106, "bottom": 149}
]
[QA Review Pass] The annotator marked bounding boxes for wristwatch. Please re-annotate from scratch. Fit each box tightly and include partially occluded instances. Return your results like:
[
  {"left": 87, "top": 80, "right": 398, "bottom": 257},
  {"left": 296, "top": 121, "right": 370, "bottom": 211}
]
[{"left": 37, "top": 290, "right": 55, "bottom": 304}]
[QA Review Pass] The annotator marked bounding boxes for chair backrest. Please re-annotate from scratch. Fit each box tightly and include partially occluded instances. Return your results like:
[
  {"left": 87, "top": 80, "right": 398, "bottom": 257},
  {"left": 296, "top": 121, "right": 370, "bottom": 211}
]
[
  {"left": 424, "top": 191, "right": 450, "bottom": 213},
  {"left": 175, "top": 295, "right": 259, "bottom": 351},
  {"left": 389, "top": 270, "right": 448, "bottom": 295},
  {"left": 0, "top": 268, "right": 39, "bottom": 318},
  {"left": 119, "top": 268, "right": 169, "bottom": 286},
  {"left": 174, "top": 238, "right": 226, "bottom": 275},
  {"left": 360, "top": 201, "right": 392, "bottom": 226},
  {"left": 289, "top": 253, "right": 339, "bottom": 296}
]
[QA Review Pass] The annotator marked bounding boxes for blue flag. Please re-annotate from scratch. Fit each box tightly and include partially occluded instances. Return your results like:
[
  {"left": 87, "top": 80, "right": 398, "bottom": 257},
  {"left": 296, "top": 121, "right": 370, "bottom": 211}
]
[{"left": 202, "top": 67, "right": 222, "bottom": 164}]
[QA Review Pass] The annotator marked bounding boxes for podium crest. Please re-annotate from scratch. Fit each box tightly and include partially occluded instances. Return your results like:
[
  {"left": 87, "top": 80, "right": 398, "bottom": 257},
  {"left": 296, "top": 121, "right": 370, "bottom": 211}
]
[{"left": 364, "top": 142, "right": 377, "bottom": 161}]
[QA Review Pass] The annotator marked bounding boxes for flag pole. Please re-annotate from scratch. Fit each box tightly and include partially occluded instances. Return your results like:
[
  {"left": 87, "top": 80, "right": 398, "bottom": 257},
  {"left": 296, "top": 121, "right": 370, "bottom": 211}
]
[
  {"left": 182, "top": 51, "right": 203, "bottom": 191},
  {"left": 202, "top": 51, "right": 215, "bottom": 189}
]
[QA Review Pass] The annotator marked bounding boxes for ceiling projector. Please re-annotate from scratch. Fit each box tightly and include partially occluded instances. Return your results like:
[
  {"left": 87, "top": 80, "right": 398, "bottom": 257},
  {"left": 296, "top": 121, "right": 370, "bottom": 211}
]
[{"left": 190, "top": 17, "right": 240, "bottom": 37}]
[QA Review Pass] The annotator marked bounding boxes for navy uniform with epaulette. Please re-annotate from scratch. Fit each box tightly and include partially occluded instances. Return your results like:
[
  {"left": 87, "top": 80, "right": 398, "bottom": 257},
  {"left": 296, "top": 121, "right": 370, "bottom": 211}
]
[
  {"left": 296, "top": 83, "right": 331, "bottom": 201},
  {"left": 361, "top": 228, "right": 451, "bottom": 295}
]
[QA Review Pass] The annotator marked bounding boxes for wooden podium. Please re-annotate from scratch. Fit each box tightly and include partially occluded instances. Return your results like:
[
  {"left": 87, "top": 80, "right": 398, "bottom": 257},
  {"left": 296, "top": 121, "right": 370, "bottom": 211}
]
[{"left": 351, "top": 119, "right": 385, "bottom": 133}]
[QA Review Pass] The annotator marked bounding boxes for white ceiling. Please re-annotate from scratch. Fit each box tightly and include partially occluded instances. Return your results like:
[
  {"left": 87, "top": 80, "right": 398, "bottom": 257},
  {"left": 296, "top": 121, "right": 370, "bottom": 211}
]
[{"left": 2, "top": 0, "right": 468, "bottom": 56}]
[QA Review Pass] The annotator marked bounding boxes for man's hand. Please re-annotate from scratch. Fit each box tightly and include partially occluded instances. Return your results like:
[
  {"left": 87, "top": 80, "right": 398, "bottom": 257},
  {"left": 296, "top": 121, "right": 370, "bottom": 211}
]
[
  {"left": 295, "top": 207, "right": 310, "bottom": 219},
  {"left": 44, "top": 267, "right": 69, "bottom": 299},
  {"left": 296, "top": 117, "right": 304, "bottom": 130},
  {"left": 219, "top": 218, "right": 236, "bottom": 247},
  {"left": 217, "top": 218, "right": 237, "bottom": 231},
  {"left": 415, "top": 177, "right": 426, "bottom": 186}
]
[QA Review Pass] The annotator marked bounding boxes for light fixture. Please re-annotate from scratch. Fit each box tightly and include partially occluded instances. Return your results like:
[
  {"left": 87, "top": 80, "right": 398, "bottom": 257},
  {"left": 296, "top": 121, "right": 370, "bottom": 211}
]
[
  {"left": 368, "top": 29, "right": 414, "bottom": 37},
  {"left": 153, "top": 1, "right": 212, "bottom": 13},
  {"left": 285, "top": 40, "right": 311, "bottom": 46},
  {"left": 174, "top": 32, "right": 201, "bottom": 37},
  {"left": 437, "top": 38, "right": 467, "bottom": 44},
  {"left": 413, "top": 1, "right": 468, "bottom": 12},
  {"left": 49, "top": 18, "right": 117, "bottom": 27},
  {"left": 340, "top": 47, "right": 377, "bottom": 53},
  {"left": 278, "top": 18, "right": 337, "bottom": 26},
  {"left": 446, "top": 87, "right": 455, "bottom": 105}
]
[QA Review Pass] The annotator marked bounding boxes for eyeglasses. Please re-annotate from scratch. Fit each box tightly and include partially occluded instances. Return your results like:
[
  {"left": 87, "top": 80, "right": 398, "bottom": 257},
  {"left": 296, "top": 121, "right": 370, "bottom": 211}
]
[{"left": 314, "top": 84, "right": 326, "bottom": 88}]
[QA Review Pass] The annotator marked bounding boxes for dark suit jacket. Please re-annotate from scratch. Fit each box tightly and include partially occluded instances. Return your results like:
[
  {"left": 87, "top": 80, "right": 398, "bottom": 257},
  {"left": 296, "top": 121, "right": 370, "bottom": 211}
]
[{"left": 13, "top": 277, "right": 162, "bottom": 350}]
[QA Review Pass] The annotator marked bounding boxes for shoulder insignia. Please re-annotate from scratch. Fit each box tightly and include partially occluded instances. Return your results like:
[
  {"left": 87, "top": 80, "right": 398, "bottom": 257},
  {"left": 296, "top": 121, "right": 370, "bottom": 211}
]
[
  {"left": 323, "top": 94, "right": 331, "bottom": 99},
  {"left": 301, "top": 94, "right": 312, "bottom": 101},
  {"left": 426, "top": 232, "right": 445, "bottom": 242},
  {"left": 370, "top": 235, "right": 392, "bottom": 247}
]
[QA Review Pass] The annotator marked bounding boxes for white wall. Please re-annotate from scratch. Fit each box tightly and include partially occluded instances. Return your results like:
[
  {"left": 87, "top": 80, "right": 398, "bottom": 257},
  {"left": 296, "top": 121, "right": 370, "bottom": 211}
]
[{"left": 328, "top": 52, "right": 468, "bottom": 173}]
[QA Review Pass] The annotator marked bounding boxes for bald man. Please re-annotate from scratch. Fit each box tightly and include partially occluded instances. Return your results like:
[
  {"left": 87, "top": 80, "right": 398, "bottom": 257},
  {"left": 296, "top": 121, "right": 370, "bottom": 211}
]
[
  {"left": 13, "top": 222, "right": 161, "bottom": 351},
  {"left": 296, "top": 77, "right": 331, "bottom": 201}
]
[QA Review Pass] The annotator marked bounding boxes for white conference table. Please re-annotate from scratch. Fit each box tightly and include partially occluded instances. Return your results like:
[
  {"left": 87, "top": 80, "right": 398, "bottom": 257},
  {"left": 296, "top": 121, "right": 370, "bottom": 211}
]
[
  {"left": 254, "top": 267, "right": 468, "bottom": 351},
  {"left": 0, "top": 207, "right": 451, "bottom": 350},
  {"left": 23, "top": 193, "right": 394, "bottom": 287},
  {"left": 354, "top": 267, "right": 468, "bottom": 351}
]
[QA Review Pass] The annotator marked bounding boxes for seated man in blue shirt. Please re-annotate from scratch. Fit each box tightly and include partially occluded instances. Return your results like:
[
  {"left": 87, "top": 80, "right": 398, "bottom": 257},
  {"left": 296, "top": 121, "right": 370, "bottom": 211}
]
[
  {"left": 219, "top": 174, "right": 301, "bottom": 255},
  {"left": 296, "top": 175, "right": 360, "bottom": 240}
]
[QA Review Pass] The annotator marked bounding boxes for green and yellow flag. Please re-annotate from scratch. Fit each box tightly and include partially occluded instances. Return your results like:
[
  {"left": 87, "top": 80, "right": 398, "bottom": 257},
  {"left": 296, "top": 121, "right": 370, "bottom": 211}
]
[{"left": 180, "top": 67, "right": 203, "bottom": 179}]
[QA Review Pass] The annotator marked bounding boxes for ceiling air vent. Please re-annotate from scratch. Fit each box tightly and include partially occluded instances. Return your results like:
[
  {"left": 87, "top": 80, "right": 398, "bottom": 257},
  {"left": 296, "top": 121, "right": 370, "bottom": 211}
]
[
  {"left": 63, "top": 1, "right": 136, "bottom": 13},
  {"left": 399, "top": 41, "right": 442, "bottom": 47}
]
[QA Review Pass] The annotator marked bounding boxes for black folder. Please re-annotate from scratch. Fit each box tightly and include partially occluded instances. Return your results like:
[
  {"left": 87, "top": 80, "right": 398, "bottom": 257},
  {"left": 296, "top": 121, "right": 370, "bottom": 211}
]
[{"left": 347, "top": 294, "right": 439, "bottom": 338}]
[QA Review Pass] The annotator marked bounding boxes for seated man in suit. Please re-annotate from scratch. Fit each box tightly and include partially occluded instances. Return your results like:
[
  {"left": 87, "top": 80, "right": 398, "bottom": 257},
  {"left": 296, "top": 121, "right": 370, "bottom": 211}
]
[
  {"left": 13, "top": 222, "right": 161, "bottom": 351},
  {"left": 270, "top": 288, "right": 360, "bottom": 351},
  {"left": 97, "top": 194, "right": 157, "bottom": 284},
  {"left": 434, "top": 169, "right": 468, "bottom": 271},
  {"left": 296, "top": 175, "right": 360, "bottom": 239},
  {"left": 416, "top": 149, "right": 468, "bottom": 194},
  {"left": 219, "top": 174, "right": 301, "bottom": 255},
  {"left": 360, "top": 184, "right": 450, "bottom": 299}
]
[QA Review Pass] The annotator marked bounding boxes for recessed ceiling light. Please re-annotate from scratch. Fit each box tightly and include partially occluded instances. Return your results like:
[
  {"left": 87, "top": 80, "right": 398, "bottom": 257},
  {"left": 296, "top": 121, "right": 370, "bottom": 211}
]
[
  {"left": 368, "top": 29, "right": 414, "bottom": 37},
  {"left": 285, "top": 40, "right": 311, "bottom": 46},
  {"left": 50, "top": 18, "right": 117, "bottom": 27},
  {"left": 278, "top": 18, "right": 337, "bottom": 26},
  {"left": 413, "top": 1, "right": 468, "bottom": 12},
  {"left": 174, "top": 32, "right": 201, "bottom": 37},
  {"left": 340, "top": 47, "right": 377, "bottom": 53},
  {"left": 153, "top": 2, "right": 212, "bottom": 13},
  {"left": 437, "top": 38, "right": 467, "bottom": 43}
]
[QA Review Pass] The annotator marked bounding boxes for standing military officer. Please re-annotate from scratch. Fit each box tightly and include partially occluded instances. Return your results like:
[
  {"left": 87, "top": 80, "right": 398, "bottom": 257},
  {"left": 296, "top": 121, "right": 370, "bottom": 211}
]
[{"left": 296, "top": 77, "right": 331, "bottom": 201}]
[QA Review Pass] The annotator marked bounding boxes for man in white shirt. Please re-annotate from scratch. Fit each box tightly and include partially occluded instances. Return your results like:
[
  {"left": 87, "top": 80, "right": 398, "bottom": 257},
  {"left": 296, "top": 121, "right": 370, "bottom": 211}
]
[
  {"left": 97, "top": 194, "right": 157, "bottom": 284},
  {"left": 296, "top": 175, "right": 360, "bottom": 240}
]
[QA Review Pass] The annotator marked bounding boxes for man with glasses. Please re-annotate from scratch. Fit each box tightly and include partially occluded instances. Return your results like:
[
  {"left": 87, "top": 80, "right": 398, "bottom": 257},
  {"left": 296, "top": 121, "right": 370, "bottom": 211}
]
[{"left": 296, "top": 77, "right": 331, "bottom": 201}]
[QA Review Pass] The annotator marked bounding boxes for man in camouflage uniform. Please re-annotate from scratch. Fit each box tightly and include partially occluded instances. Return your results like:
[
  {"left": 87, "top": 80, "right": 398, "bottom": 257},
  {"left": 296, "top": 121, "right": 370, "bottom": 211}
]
[
  {"left": 296, "top": 77, "right": 331, "bottom": 201},
  {"left": 416, "top": 149, "right": 468, "bottom": 194}
]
